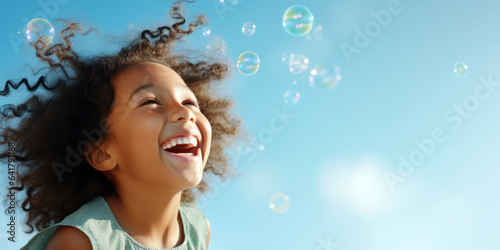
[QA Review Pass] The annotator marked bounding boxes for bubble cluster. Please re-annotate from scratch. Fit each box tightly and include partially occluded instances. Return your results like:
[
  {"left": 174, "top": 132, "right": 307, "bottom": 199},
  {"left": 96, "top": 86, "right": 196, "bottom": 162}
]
[
  {"left": 269, "top": 192, "right": 290, "bottom": 213},
  {"left": 282, "top": 5, "right": 314, "bottom": 37},
  {"left": 25, "top": 18, "right": 55, "bottom": 43},
  {"left": 309, "top": 64, "right": 342, "bottom": 89},
  {"left": 454, "top": 62, "right": 468, "bottom": 78},
  {"left": 202, "top": 28, "right": 211, "bottom": 37},
  {"left": 288, "top": 54, "right": 309, "bottom": 74},
  {"left": 242, "top": 22, "right": 256, "bottom": 36},
  {"left": 284, "top": 89, "right": 300, "bottom": 105},
  {"left": 237, "top": 51, "right": 260, "bottom": 76}
]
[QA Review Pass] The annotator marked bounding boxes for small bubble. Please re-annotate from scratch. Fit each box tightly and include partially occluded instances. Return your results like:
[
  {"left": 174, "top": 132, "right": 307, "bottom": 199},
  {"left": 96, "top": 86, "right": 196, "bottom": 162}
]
[
  {"left": 284, "top": 89, "right": 300, "bottom": 105},
  {"left": 237, "top": 51, "right": 260, "bottom": 76},
  {"left": 202, "top": 28, "right": 211, "bottom": 37},
  {"left": 220, "top": 0, "right": 240, "bottom": 6},
  {"left": 309, "top": 64, "right": 341, "bottom": 89},
  {"left": 282, "top": 5, "right": 314, "bottom": 37},
  {"left": 454, "top": 62, "right": 468, "bottom": 78},
  {"left": 242, "top": 22, "right": 256, "bottom": 36},
  {"left": 281, "top": 51, "right": 295, "bottom": 63},
  {"left": 292, "top": 80, "right": 298, "bottom": 85},
  {"left": 25, "top": 18, "right": 55, "bottom": 43},
  {"left": 269, "top": 192, "right": 290, "bottom": 213},
  {"left": 288, "top": 54, "right": 309, "bottom": 74},
  {"left": 258, "top": 145, "right": 265, "bottom": 151}
]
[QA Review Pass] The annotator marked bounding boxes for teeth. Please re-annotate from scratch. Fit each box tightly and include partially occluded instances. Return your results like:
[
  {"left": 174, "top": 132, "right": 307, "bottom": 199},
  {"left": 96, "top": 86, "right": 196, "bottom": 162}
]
[{"left": 162, "top": 136, "right": 199, "bottom": 149}]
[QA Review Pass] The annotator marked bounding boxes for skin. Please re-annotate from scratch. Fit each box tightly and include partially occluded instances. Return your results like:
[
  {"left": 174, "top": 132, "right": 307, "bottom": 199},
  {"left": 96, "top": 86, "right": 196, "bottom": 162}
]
[{"left": 47, "top": 62, "right": 212, "bottom": 249}]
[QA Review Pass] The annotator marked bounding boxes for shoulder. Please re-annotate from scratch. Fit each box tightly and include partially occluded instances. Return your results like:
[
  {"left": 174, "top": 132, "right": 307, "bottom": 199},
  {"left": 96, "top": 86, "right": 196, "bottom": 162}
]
[{"left": 46, "top": 226, "right": 92, "bottom": 250}]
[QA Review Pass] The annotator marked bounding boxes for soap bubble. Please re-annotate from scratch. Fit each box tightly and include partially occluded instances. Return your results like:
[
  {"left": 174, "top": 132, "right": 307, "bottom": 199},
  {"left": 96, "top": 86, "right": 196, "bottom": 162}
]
[
  {"left": 220, "top": 0, "right": 240, "bottom": 6},
  {"left": 26, "top": 18, "right": 55, "bottom": 44},
  {"left": 237, "top": 51, "right": 260, "bottom": 76},
  {"left": 288, "top": 54, "right": 309, "bottom": 74},
  {"left": 454, "top": 62, "right": 468, "bottom": 78},
  {"left": 282, "top": 5, "right": 314, "bottom": 37},
  {"left": 284, "top": 89, "right": 300, "bottom": 105},
  {"left": 281, "top": 51, "right": 295, "bottom": 63},
  {"left": 242, "top": 22, "right": 256, "bottom": 36},
  {"left": 202, "top": 28, "right": 211, "bottom": 37},
  {"left": 309, "top": 64, "right": 342, "bottom": 89},
  {"left": 269, "top": 192, "right": 290, "bottom": 213},
  {"left": 258, "top": 145, "right": 265, "bottom": 151},
  {"left": 306, "top": 24, "right": 324, "bottom": 41}
]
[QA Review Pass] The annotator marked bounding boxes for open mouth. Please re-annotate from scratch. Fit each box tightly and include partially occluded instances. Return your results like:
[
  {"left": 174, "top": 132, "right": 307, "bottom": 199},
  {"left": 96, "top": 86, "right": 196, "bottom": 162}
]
[{"left": 161, "top": 136, "right": 201, "bottom": 158}]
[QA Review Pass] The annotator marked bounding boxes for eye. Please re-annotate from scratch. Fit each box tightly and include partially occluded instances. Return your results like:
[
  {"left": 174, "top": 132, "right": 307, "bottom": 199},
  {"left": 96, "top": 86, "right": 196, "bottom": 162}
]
[
  {"left": 140, "top": 97, "right": 160, "bottom": 106},
  {"left": 183, "top": 99, "right": 198, "bottom": 107}
]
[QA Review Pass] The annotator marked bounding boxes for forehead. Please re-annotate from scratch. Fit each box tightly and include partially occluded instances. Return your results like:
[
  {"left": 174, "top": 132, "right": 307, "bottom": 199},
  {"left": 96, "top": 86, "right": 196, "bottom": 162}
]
[{"left": 111, "top": 62, "right": 191, "bottom": 95}]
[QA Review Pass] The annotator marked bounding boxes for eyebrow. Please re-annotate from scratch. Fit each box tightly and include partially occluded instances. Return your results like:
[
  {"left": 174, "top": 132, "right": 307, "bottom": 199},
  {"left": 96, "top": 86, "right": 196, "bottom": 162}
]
[{"left": 128, "top": 84, "right": 156, "bottom": 102}]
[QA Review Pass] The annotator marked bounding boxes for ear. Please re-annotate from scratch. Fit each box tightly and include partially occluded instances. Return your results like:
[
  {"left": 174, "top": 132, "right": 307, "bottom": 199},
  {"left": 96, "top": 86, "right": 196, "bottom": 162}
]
[{"left": 85, "top": 140, "right": 117, "bottom": 172}]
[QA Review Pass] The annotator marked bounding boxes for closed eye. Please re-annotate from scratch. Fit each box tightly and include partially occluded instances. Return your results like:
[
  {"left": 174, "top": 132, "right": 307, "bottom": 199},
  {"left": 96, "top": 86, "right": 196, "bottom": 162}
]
[
  {"left": 140, "top": 97, "right": 160, "bottom": 106},
  {"left": 183, "top": 99, "right": 198, "bottom": 107}
]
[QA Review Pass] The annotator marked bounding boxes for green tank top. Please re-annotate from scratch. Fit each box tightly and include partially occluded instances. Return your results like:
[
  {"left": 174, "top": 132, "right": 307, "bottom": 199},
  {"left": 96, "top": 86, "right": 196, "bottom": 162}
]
[{"left": 21, "top": 195, "right": 208, "bottom": 250}]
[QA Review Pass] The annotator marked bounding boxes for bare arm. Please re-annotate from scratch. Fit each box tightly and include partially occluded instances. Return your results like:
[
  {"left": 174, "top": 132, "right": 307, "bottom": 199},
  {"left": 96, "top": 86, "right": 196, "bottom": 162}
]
[{"left": 206, "top": 217, "right": 211, "bottom": 250}]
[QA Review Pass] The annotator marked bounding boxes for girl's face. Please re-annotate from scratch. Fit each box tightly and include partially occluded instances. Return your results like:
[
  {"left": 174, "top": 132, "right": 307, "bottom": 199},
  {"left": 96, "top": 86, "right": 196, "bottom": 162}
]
[{"left": 104, "top": 62, "right": 211, "bottom": 190}]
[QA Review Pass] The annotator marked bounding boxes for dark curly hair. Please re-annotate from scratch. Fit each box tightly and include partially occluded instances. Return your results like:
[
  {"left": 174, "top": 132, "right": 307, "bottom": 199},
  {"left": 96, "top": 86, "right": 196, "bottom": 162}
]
[{"left": 0, "top": 1, "right": 241, "bottom": 233}]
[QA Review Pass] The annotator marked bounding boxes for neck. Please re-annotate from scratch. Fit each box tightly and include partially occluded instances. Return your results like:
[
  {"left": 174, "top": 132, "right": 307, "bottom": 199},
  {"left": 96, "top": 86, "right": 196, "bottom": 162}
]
[{"left": 104, "top": 183, "right": 185, "bottom": 249}]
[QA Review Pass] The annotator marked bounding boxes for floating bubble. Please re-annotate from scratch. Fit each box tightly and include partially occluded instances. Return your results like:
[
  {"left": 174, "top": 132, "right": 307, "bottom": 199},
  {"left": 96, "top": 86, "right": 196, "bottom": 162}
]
[
  {"left": 269, "top": 192, "right": 290, "bottom": 213},
  {"left": 202, "top": 28, "right": 211, "bottom": 37},
  {"left": 292, "top": 80, "right": 298, "bottom": 85},
  {"left": 281, "top": 51, "right": 295, "bottom": 63},
  {"left": 309, "top": 64, "right": 342, "bottom": 89},
  {"left": 26, "top": 18, "right": 55, "bottom": 43},
  {"left": 306, "top": 24, "right": 324, "bottom": 41},
  {"left": 258, "top": 145, "right": 265, "bottom": 151},
  {"left": 284, "top": 89, "right": 300, "bottom": 105},
  {"left": 454, "top": 62, "right": 468, "bottom": 78},
  {"left": 237, "top": 51, "right": 260, "bottom": 76},
  {"left": 220, "top": 0, "right": 240, "bottom": 6},
  {"left": 288, "top": 54, "right": 309, "bottom": 74},
  {"left": 282, "top": 5, "right": 314, "bottom": 37},
  {"left": 242, "top": 22, "right": 256, "bottom": 36}
]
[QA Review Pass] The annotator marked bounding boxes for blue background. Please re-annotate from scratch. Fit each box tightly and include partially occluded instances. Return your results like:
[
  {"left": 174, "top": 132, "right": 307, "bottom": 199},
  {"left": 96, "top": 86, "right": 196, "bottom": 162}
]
[{"left": 1, "top": 0, "right": 500, "bottom": 249}]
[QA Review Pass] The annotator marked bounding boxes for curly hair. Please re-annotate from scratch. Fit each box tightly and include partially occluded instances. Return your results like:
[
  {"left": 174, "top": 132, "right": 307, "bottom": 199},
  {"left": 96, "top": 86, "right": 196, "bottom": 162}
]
[{"left": 0, "top": 1, "right": 241, "bottom": 233}]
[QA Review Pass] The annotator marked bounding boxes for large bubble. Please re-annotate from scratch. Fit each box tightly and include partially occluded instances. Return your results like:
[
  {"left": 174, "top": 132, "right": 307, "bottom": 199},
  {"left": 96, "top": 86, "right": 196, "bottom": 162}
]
[
  {"left": 454, "top": 62, "right": 468, "bottom": 78},
  {"left": 242, "top": 22, "right": 256, "bottom": 36},
  {"left": 309, "top": 64, "right": 342, "bottom": 89},
  {"left": 26, "top": 18, "right": 55, "bottom": 44},
  {"left": 237, "top": 51, "right": 260, "bottom": 76},
  {"left": 282, "top": 5, "right": 314, "bottom": 37}
]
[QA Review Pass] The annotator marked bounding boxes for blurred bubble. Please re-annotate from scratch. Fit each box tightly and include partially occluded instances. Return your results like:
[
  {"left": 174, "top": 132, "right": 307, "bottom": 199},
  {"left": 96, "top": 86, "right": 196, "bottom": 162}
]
[
  {"left": 17, "top": 27, "right": 26, "bottom": 35},
  {"left": 282, "top": 5, "right": 314, "bottom": 37},
  {"left": 242, "top": 22, "right": 256, "bottom": 36},
  {"left": 270, "top": 192, "right": 290, "bottom": 213},
  {"left": 26, "top": 18, "right": 55, "bottom": 43},
  {"left": 258, "top": 145, "right": 265, "bottom": 151},
  {"left": 202, "top": 28, "right": 211, "bottom": 37},
  {"left": 288, "top": 54, "right": 309, "bottom": 74},
  {"left": 220, "top": 0, "right": 240, "bottom": 6},
  {"left": 306, "top": 24, "right": 323, "bottom": 41},
  {"left": 292, "top": 80, "right": 298, "bottom": 85},
  {"left": 281, "top": 51, "right": 295, "bottom": 63},
  {"left": 284, "top": 89, "right": 300, "bottom": 105},
  {"left": 454, "top": 62, "right": 468, "bottom": 78},
  {"left": 237, "top": 51, "right": 260, "bottom": 76},
  {"left": 309, "top": 64, "right": 342, "bottom": 89}
]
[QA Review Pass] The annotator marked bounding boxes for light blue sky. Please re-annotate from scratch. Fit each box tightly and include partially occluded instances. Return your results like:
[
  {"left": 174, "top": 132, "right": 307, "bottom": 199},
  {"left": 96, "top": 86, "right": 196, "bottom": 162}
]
[{"left": 1, "top": 0, "right": 500, "bottom": 249}]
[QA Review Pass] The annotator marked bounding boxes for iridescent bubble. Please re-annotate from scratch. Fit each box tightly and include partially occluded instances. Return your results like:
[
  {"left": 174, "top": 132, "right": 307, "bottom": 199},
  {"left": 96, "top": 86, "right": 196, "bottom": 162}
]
[
  {"left": 454, "top": 62, "right": 468, "bottom": 78},
  {"left": 309, "top": 64, "right": 342, "bottom": 89},
  {"left": 242, "top": 22, "right": 256, "bottom": 36},
  {"left": 26, "top": 18, "right": 55, "bottom": 43},
  {"left": 282, "top": 5, "right": 314, "bottom": 37},
  {"left": 237, "top": 51, "right": 260, "bottom": 76},
  {"left": 269, "top": 192, "right": 290, "bottom": 213},
  {"left": 281, "top": 51, "right": 295, "bottom": 63},
  {"left": 288, "top": 54, "right": 309, "bottom": 74},
  {"left": 284, "top": 89, "right": 300, "bottom": 105},
  {"left": 202, "top": 28, "right": 211, "bottom": 37},
  {"left": 220, "top": 0, "right": 240, "bottom": 6}
]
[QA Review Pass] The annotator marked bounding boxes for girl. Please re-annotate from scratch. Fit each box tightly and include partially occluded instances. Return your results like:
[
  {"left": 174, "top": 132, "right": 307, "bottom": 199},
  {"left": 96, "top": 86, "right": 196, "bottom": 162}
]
[{"left": 1, "top": 1, "right": 241, "bottom": 249}]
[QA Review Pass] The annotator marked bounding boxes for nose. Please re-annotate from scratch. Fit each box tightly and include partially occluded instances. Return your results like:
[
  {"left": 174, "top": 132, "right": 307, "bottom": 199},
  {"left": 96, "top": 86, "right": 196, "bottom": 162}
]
[{"left": 169, "top": 103, "right": 196, "bottom": 123}]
